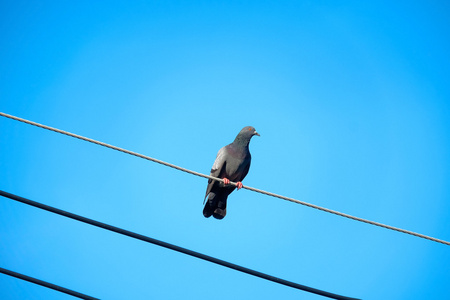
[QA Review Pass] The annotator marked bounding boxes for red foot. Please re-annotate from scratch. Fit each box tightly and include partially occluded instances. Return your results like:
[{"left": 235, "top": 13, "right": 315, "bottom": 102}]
[
  {"left": 223, "top": 178, "right": 230, "bottom": 185},
  {"left": 236, "top": 182, "right": 243, "bottom": 190}
]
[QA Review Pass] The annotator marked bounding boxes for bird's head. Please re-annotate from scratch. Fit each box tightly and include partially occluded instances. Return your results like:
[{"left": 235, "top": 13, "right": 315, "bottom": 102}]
[
  {"left": 240, "top": 126, "right": 260, "bottom": 138},
  {"left": 233, "top": 127, "right": 260, "bottom": 147}
]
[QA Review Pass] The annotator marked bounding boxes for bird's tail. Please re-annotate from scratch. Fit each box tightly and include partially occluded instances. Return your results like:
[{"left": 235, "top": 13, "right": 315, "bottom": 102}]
[
  {"left": 203, "top": 193, "right": 227, "bottom": 219},
  {"left": 203, "top": 200, "right": 214, "bottom": 218}
]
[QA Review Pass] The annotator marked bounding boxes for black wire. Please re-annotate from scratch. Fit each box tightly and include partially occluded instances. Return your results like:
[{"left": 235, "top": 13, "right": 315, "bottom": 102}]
[
  {"left": 0, "top": 267, "right": 99, "bottom": 300},
  {"left": 0, "top": 190, "right": 360, "bottom": 300}
]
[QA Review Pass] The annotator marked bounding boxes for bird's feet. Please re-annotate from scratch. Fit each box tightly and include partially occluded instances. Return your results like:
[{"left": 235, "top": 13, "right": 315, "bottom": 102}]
[
  {"left": 236, "top": 181, "right": 243, "bottom": 190},
  {"left": 222, "top": 178, "right": 243, "bottom": 190}
]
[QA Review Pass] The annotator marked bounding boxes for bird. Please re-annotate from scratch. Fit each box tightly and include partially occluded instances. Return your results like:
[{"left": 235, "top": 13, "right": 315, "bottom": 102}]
[{"left": 203, "top": 126, "right": 260, "bottom": 219}]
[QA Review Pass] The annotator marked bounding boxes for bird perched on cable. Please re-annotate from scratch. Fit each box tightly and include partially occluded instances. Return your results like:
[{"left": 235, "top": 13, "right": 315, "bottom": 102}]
[{"left": 203, "top": 126, "right": 260, "bottom": 219}]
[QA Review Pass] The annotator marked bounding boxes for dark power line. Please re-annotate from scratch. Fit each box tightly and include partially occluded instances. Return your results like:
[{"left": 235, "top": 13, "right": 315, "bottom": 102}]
[
  {"left": 0, "top": 111, "right": 449, "bottom": 246},
  {"left": 0, "top": 190, "right": 360, "bottom": 300},
  {"left": 0, "top": 267, "right": 99, "bottom": 300}
]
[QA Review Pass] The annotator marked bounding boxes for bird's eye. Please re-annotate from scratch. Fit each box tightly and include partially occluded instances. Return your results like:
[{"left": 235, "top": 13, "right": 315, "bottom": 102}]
[{"left": 248, "top": 127, "right": 252, "bottom": 131}]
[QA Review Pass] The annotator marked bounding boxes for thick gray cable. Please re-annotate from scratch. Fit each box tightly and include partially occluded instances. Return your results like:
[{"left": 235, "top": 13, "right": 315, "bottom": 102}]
[
  {"left": 1, "top": 111, "right": 449, "bottom": 246},
  {"left": 0, "top": 266, "right": 99, "bottom": 300},
  {"left": 0, "top": 190, "right": 359, "bottom": 300}
]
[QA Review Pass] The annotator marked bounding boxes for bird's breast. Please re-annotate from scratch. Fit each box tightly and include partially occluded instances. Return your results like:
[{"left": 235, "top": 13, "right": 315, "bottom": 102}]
[{"left": 224, "top": 157, "right": 249, "bottom": 181}]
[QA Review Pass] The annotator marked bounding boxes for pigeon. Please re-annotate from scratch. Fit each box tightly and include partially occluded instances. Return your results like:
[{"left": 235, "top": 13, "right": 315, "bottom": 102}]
[{"left": 203, "top": 126, "right": 260, "bottom": 219}]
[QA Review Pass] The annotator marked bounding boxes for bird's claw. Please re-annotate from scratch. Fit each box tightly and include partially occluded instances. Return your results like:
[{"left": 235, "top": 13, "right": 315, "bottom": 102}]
[{"left": 222, "top": 178, "right": 242, "bottom": 190}]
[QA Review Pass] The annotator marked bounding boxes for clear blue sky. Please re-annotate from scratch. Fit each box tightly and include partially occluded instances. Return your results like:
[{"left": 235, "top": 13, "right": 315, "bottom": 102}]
[{"left": 1, "top": 1, "right": 449, "bottom": 299}]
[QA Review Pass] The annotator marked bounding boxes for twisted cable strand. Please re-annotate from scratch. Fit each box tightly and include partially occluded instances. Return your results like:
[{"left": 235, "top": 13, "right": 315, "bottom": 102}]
[{"left": 1, "top": 111, "right": 448, "bottom": 246}]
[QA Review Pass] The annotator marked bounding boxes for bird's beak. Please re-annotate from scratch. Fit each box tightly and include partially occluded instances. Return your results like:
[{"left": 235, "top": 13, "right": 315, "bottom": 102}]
[{"left": 254, "top": 131, "right": 260, "bottom": 137}]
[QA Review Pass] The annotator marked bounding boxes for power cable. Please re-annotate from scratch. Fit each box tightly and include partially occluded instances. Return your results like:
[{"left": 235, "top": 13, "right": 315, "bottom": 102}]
[
  {"left": 1, "top": 111, "right": 449, "bottom": 246},
  {"left": 0, "top": 266, "right": 99, "bottom": 300},
  {"left": 0, "top": 190, "right": 360, "bottom": 300}
]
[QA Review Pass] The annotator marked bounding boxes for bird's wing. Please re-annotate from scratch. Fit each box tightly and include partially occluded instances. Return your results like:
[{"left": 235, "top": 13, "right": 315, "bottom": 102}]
[
  {"left": 210, "top": 146, "right": 227, "bottom": 177},
  {"left": 204, "top": 146, "right": 228, "bottom": 202}
]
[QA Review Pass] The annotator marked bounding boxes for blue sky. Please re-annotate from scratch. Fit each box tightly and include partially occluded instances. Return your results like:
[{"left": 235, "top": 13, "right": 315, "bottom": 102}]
[{"left": 1, "top": 1, "right": 449, "bottom": 299}]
